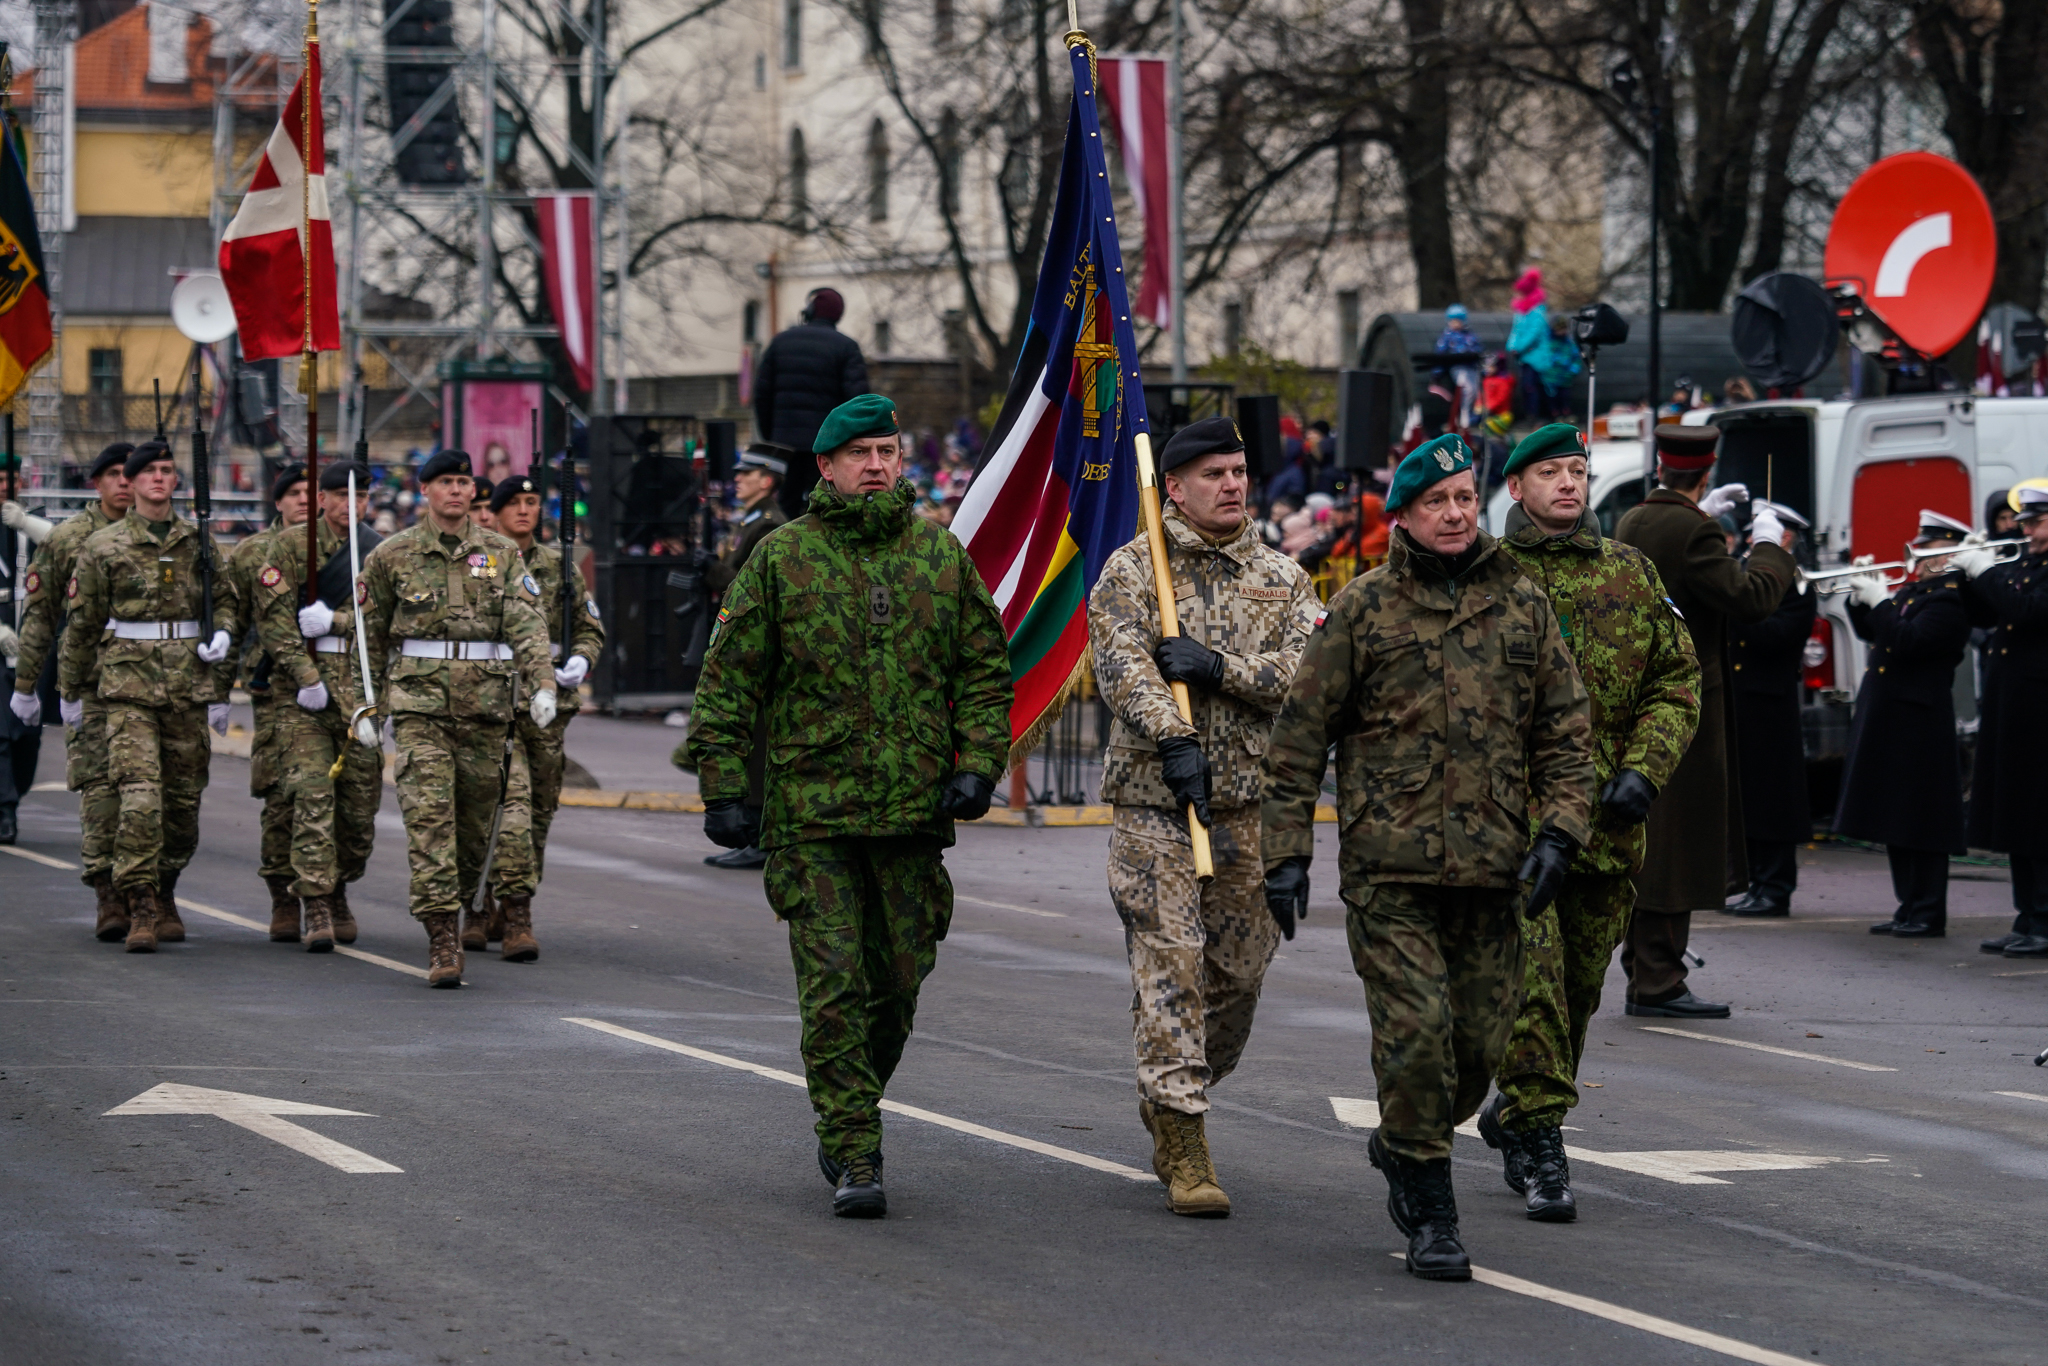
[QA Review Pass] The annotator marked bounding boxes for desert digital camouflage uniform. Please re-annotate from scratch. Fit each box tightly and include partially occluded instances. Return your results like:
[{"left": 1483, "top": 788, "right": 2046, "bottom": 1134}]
[
  {"left": 253, "top": 517, "right": 383, "bottom": 897},
  {"left": 1493, "top": 503, "right": 1699, "bottom": 1130},
  {"left": 228, "top": 520, "right": 295, "bottom": 885},
  {"left": 687, "top": 478, "right": 1011, "bottom": 1163},
  {"left": 1261, "top": 528, "right": 1595, "bottom": 1162},
  {"left": 1089, "top": 500, "right": 1319, "bottom": 1115},
  {"left": 359, "top": 519, "right": 552, "bottom": 922},
  {"left": 59, "top": 513, "right": 241, "bottom": 891}
]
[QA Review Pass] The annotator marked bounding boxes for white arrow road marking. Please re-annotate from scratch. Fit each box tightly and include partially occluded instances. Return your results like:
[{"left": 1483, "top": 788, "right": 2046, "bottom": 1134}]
[
  {"left": 1874, "top": 212, "right": 1951, "bottom": 296},
  {"left": 106, "top": 1083, "right": 402, "bottom": 1174},
  {"left": 1637, "top": 1025, "right": 1896, "bottom": 1071}
]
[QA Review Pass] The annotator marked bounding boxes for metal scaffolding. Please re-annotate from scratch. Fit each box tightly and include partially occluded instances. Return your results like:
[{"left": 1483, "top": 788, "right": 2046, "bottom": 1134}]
[{"left": 28, "top": 0, "right": 71, "bottom": 476}]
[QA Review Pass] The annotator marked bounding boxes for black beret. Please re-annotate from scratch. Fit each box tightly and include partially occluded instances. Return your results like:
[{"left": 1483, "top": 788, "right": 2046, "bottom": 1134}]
[
  {"left": 1158, "top": 415, "right": 1245, "bottom": 474},
  {"left": 270, "top": 462, "right": 308, "bottom": 501},
  {"left": 124, "top": 440, "right": 174, "bottom": 480},
  {"left": 318, "top": 460, "right": 371, "bottom": 492},
  {"left": 418, "top": 449, "right": 473, "bottom": 485},
  {"left": 89, "top": 442, "right": 135, "bottom": 480},
  {"left": 489, "top": 473, "right": 541, "bottom": 512},
  {"left": 470, "top": 476, "right": 494, "bottom": 503}
]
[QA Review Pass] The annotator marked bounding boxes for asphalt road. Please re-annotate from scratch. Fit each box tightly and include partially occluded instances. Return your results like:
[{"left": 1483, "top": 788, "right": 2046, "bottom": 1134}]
[{"left": 3, "top": 735, "right": 2046, "bottom": 1366}]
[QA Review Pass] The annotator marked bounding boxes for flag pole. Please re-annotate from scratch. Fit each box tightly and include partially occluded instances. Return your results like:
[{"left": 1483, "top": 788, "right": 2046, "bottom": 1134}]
[{"left": 302, "top": 0, "right": 320, "bottom": 606}]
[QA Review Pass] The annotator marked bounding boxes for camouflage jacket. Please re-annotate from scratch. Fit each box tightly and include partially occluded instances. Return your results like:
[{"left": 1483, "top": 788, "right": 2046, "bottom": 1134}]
[
  {"left": 1261, "top": 528, "right": 1595, "bottom": 888},
  {"left": 1089, "top": 502, "right": 1320, "bottom": 809},
  {"left": 59, "top": 513, "right": 242, "bottom": 707},
  {"left": 517, "top": 539, "right": 605, "bottom": 718},
  {"left": 11, "top": 501, "right": 117, "bottom": 697},
  {"left": 253, "top": 517, "right": 372, "bottom": 711},
  {"left": 706, "top": 497, "right": 789, "bottom": 595},
  {"left": 358, "top": 518, "right": 553, "bottom": 722},
  {"left": 1498, "top": 503, "right": 1701, "bottom": 874},
  {"left": 227, "top": 517, "right": 290, "bottom": 695},
  {"left": 687, "top": 478, "right": 1012, "bottom": 848}
]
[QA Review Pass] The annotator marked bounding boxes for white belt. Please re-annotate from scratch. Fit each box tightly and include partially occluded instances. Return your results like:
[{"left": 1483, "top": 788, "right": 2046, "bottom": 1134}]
[
  {"left": 109, "top": 619, "right": 199, "bottom": 641},
  {"left": 311, "top": 635, "right": 348, "bottom": 654},
  {"left": 400, "top": 639, "right": 513, "bottom": 661}
]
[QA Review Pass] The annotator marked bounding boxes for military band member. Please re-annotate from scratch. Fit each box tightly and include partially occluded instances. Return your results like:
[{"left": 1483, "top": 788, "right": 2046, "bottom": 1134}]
[
  {"left": 1262, "top": 435, "right": 1595, "bottom": 1281},
  {"left": 359, "top": 450, "right": 556, "bottom": 986}
]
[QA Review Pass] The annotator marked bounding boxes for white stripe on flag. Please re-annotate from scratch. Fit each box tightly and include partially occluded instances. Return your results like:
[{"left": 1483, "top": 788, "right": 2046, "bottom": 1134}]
[
  {"left": 1116, "top": 60, "right": 1146, "bottom": 203},
  {"left": 953, "top": 378, "right": 1055, "bottom": 613},
  {"left": 555, "top": 196, "right": 585, "bottom": 367}
]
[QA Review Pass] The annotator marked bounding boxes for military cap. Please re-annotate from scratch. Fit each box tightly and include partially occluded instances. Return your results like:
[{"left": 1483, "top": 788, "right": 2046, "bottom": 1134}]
[
  {"left": 812, "top": 393, "right": 899, "bottom": 454},
  {"left": 270, "top": 462, "right": 308, "bottom": 502},
  {"left": 124, "top": 440, "right": 174, "bottom": 479},
  {"left": 1756, "top": 498, "right": 1809, "bottom": 530},
  {"left": 418, "top": 449, "right": 473, "bottom": 485},
  {"left": 489, "top": 473, "right": 541, "bottom": 512},
  {"left": 2016, "top": 485, "right": 2048, "bottom": 521},
  {"left": 1384, "top": 434, "right": 1474, "bottom": 514},
  {"left": 1654, "top": 422, "right": 1720, "bottom": 470},
  {"left": 318, "top": 460, "right": 371, "bottom": 492},
  {"left": 1158, "top": 414, "right": 1245, "bottom": 474},
  {"left": 738, "top": 440, "right": 793, "bottom": 478},
  {"left": 1502, "top": 422, "right": 1589, "bottom": 478},
  {"left": 89, "top": 442, "right": 135, "bottom": 481},
  {"left": 470, "top": 475, "right": 495, "bottom": 504},
  {"left": 1912, "top": 508, "right": 1971, "bottom": 545}
]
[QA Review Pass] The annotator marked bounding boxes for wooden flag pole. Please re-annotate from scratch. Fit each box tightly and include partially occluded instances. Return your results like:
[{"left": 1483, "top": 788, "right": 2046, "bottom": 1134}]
[
  {"left": 301, "top": 0, "right": 319, "bottom": 605},
  {"left": 1134, "top": 431, "right": 1215, "bottom": 882}
]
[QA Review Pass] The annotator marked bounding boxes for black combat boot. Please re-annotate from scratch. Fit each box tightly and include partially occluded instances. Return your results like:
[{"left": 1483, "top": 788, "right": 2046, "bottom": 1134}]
[
  {"left": 0, "top": 801, "right": 16, "bottom": 844},
  {"left": 1367, "top": 1129, "right": 1471, "bottom": 1281},
  {"left": 833, "top": 1151, "right": 887, "bottom": 1219},
  {"left": 1476, "top": 1093, "right": 1528, "bottom": 1194},
  {"left": 1521, "top": 1125, "right": 1577, "bottom": 1223},
  {"left": 818, "top": 1143, "right": 884, "bottom": 1188}
]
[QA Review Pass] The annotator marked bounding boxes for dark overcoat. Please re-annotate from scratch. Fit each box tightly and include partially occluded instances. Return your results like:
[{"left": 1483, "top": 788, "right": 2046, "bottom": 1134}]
[
  {"left": 1964, "top": 549, "right": 2048, "bottom": 851},
  {"left": 1613, "top": 490, "right": 1795, "bottom": 913},
  {"left": 750, "top": 322, "right": 870, "bottom": 516},
  {"left": 1729, "top": 580, "right": 1817, "bottom": 842},
  {"left": 1832, "top": 573, "right": 1970, "bottom": 852}
]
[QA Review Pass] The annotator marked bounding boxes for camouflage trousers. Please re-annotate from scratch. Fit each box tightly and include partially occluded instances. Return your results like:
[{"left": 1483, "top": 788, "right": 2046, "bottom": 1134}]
[
  {"left": 105, "top": 700, "right": 211, "bottom": 890},
  {"left": 493, "top": 712, "right": 569, "bottom": 893},
  {"left": 66, "top": 698, "right": 118, "bottom": 884},
  {"left": 274, "top": 703, "right": 383, "bottom": 897},
  {"left": 391, "top": 714, "right": 531, "bottom": 922},
  {"left": 1109, "top": 804, "right": 1279, "bottom": 1114},
  {"left": 248, "top": 694, "right": 293, "bottom": 882},
  {"left": 1496, "top": 873, "right": 1635, "bottom": 1130},
  {"left": 764, "top": 835, "right": 951, "bottom": 1164},
  {"left": 1346, "top": 882, "right": 1525, "bottom": 1162}
]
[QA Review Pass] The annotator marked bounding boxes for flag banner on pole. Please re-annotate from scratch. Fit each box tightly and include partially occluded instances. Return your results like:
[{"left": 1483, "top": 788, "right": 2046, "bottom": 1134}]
[
  {"left": 1098, "top": 56, "right": 1170, "bottom": 330},
  {"left": 219, "top": 37, "right": 338, "bottom": 362},
  {"left": 954, "top": 42, "right": 1148, "bottom": 768},
  {"left": 0, "top": 121, "right": 52, "bottom": 408},
  {"left": 536, "top": 193, "right": 597, "bottom": 395}
]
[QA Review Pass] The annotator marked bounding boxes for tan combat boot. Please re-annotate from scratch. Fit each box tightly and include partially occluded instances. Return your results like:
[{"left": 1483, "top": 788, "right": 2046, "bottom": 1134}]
[
  {"left": 461, "top": 894, "right": 492, "bottom": 951},
  {"left": 423, "top": 913, "right": 464, "bottom": 988},
  {"left": 123, "top": 885, "right": 160, "bottom": 954},
  {"left": 302, "top": 893, "right": 337, "bottom": 953},
  {"left": 154, "top": 870, "right": 186, "bottom": 942},
  {"left": 1137, "top": 1099, "right": 1170, "bottom": 1183},
  {"left": 330, "top": 884, "right": 358, "bottom": 944},
  {"left": 486, "top": 893, "right": 506, "bottom": 944},
  {"left": 91, "top": 874, "right": 129, "bottom": 943},
  {"left": 1157, "top": 1108, "right": 1231, "bottom": 1217},
  {"left": 265, "top": 876, "right": 301, "bottom": 942},
  {"left": 499, "top": 894, "right": 538, "bottom": 962}
]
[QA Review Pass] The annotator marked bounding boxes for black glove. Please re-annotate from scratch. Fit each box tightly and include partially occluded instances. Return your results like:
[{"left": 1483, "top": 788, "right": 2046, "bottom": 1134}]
[
  {"left": 1155, "top": 734, "right": 1213, "bottom": 827},
  {"left": 1264, "top": 856, "right": 1311, "bottom": 941},
  {"left": 1517, "top": 825, "right": 1578, "bottom": 920},
  {"left": 1598, "top": 769, "right": 1658, "bottom": 830},
  {"left": 941, "top": 771, "right": 995, "bottom": 821},
  {"left": 1154, "top": 635, "right": 1226, "bottom": 691},
  {"left": 703, "top": 799, "right": 761, "bottom": 850}
]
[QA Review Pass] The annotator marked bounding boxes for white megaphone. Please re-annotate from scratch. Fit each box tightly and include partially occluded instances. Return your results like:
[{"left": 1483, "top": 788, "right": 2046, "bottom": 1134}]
[{"left": 170, "top": 272, "right": 239, "bottom": 344}]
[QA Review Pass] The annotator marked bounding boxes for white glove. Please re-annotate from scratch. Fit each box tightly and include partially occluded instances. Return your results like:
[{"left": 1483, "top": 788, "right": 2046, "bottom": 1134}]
[
  {"left": 296, "top": 680, "right": 330, "bottom": 712},
  {"left": 1960, "top": 529, "right": 1988, "bottom": 546},
  {"left": 207, "top": 702, "right": 230, "bottom": 735},
  {"left": 1749, "top": 505, "right": 1786, "bottom": 549},
  {"left": 529, "top": 689, "right": 557, "bottom": 728},
  {"left": 1952, "top": 545, "right": 1996, "bottom": 579},
  {"left": 1848, "top": 573, "right": 1888, "bottom": 609},
  {"left": 196, "top": 629, "right": 232, "bottom": 664},
  {"left": 2, "top": 500, "right": 54, "bottom": 542},
  {"left": 298, "top": 600, "right": 335, "bottom": 637},
  {"left": 1698, "top": 483, "right": 1748, "bottom": 519},
  {"left": 553, "top": 654, "right": 589, "bottom": 688},
  {"left": 60, "top": 697, "right": 82, "bottom": 729},
  {"left": 353, "top": 712, "right": 381, "bottom": 750},
  {"left": 9, "top": 689, "right": 40, "bottom": 728}
]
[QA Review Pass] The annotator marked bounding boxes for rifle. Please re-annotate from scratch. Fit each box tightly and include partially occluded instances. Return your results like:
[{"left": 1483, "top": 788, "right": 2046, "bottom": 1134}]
[
  {"left": 3, "top": 413, "right": 15, "bottom": 635},
  {"left": 184, "top": 362, "right": 215, "bottom": 637},
  {"left": 555, "top": 412, "right": 576, "bottom": 665}
]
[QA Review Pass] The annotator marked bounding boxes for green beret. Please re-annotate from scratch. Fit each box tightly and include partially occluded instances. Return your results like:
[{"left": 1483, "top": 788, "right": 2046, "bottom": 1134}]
[
  {"left": 1385, "top": 435, "right": 1474, "bottom": 514},
  {"left": 813, "top": 393, "right": 899, "bottom": 455},
  {"left": 1503, "top": 423, "right": 1589, "bottom": 478}
]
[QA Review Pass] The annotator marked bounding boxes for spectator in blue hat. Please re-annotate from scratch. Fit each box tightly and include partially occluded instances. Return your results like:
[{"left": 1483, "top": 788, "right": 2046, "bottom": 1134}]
[{"left": 1436, "top": 304, "right": 1485, "bottom": 427}]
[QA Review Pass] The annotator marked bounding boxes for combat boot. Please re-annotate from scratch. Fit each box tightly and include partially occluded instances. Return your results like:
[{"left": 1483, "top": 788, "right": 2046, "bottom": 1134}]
[
  {"left": 1136, "top": 1098, "right": 1169, "bottom": 1183},
  {"left": 1476, "top": 1093, "right": 1529, "bottom": 1195},
  {"left": 832, "top": 1151, "right": 887, "bottom": 1218},
  {"left": 1156, "top": 1107, "right": 1231, "bottom": 1217},
  {"left": 1521, "top": 1125, "right": 1576, "bottom": 1223},
  {"left": 1368, "top": 1130, "right": 1469, "bottom": 1282},
  {"left": 499, "top": 894, "right": 538, "bottom": 962},
  {"left": 486, "top": 894, "right": 507, "bottom": 944},
  {"left": 461, "top": 894, "right": 493, "bottom": 951},
  {"left": 122, "top": 885, "right": 160, "bottom": 954},
  {"left": 265, "top": 876, "right": 301, "bottom": 942},
  {"left": 154, "top": 870, "right": 186, "bottom": 942},
  {"left": 330, "top": 884, "right": 358, "bottom": 944},
  {"left": 302, "top": 893, "right": 337, "bottom": 954},
  {"left": 423, "top": 913, "right": 464, "bottom": 988},
  {"left": 91, "top": 874, "right": 129, "bottom": 943}
]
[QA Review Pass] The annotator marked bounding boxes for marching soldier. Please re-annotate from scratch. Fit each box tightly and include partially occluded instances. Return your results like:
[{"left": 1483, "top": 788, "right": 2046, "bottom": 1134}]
[
  {"left": 9, "top": 443, "right": 133, "bottom": 935},
  {"left": 1476, "top": 425, "right": 1700, "bottom": 1223},
  {"left": 470, "top": 476, "right": 497, "bottom": 532},
  {"left": 359, "top": 450, "right": 556, "bottom": 986},
  {"left": 1088, "top": 414, "right": 1319, "bottom": 1217},
  {"left": 57, "top": 442, "right": 240, "bottom": 951},
  {"left": 252, "top": 461, "right": 384, "bottom": 953},
  {"left": 1262, "top": 435, "right": 1594, "bottom": 1281},
  {"left": 483, "top": 472, "right": 605, "bottom": 960},
  {"left": 688, "top": 394, "right": 1011, "bottom": 1219}
]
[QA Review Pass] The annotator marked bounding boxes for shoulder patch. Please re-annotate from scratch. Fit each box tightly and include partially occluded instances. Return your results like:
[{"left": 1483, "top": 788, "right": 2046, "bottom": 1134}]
[
  {"left": 65, "top": 576, "right": 77, "bottom": 599},
  {"left": 1312, "top": 607, "right": 1330, "bottom": 631},
  {"left": 586, "top": 599, "right": 600, "bottom": 620},
  {"left": 522, "top": 574, "right": 540, "bottom": 596},
  {"left": 259, "top": 565, "right": 284, "bottom": 589},
  {"left": 358, "top": 580, "right": 369, "bottom": 606},
  {"left": 1664, "top": 596, "right": 1685, "bottom": 621},
  {"left": 23, "top": 568, "right": 38, "bottom": 595}
]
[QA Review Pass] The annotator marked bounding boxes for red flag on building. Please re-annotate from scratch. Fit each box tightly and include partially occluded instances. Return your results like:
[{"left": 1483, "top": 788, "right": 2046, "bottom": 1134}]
[
  {"left": 1098, "top": 56, "right": 1171, "bottom": 330},
  {"left": 219, "top": 37, "right": 338, "bottom": 361},
  {"left": 536, "top": 193, "right": 596, "bottom": 394}
]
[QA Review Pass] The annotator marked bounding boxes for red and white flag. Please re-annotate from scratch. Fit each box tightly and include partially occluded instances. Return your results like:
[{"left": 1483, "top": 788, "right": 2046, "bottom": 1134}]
[
  {"left": 218, "top": 39, "right": 338, "bottom": 361},
  {"left": 537, "top": 193, "right": 596, "bottom": 394},
  {"left": 1099, "top": 56, "right": 1171, "bottom": 329}
]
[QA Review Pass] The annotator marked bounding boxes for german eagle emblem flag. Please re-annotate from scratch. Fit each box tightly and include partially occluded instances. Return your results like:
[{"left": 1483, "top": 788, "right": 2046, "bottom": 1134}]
[{"left": 0, "top": 114, "right": 51, "bottom": 406}]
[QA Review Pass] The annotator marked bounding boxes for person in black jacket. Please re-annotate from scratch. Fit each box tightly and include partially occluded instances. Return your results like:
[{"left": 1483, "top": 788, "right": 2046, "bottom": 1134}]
[
  {"left": 1835, "top": 512, "right": 1975, "bottom": 937},
  {"left": 753, "top": 288, "right": 870, "bottom": 517}
]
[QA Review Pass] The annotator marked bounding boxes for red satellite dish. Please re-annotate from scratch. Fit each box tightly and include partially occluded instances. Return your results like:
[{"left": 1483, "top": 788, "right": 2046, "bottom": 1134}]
[{"left": 1823, "top": 151, "right": 1995, "bottom": 357}]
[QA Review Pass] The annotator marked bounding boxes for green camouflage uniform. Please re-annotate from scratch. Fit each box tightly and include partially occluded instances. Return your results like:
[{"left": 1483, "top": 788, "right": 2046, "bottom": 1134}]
[
  {"left": 687, "top": 478, "right": 1011, "bottom": 1163},
  {"left": 228, "top": 520, "right": 295, "bottom": 883},
  {"left": 1089, "top": 502, "right": 1320, "bottom": 1115},
  {"left": 1493, "top": 504, "right": 1700, "bottom": 1130},
  {"left": 252, "top": 517, "right": 383, "bottom": 897},
  {"left": 1261, "top": 528, "right": 1595, "bottom": 1162},
  {"left": 59, "top": 515, "right": 240, "bottom": 890},
  {"left": 12, "top": 503, "right": 120, "bottom": 883},
  {"left": 359, "top": 519, "right": 553, "bottom": 921}
]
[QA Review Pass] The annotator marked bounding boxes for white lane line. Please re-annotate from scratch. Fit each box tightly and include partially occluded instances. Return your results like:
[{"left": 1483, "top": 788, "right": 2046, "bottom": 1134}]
[
  {"left": 1385, "top": 1256, "right": 1828, "bottom": 1366},
  {"left": 108, "top": 1082, "right": 402, "bottom": 1174},
  {"left": 176, "top": 899, "right": 431, "bottom": 979},
  {"left": 1329, "top": 1095, "right": 1481, "bottom": 1139},
  {"left": 29, "top": 781, "right": 65, "bottom": 792},
  {"left": 1992, "top": 968, "right": 2048, "bottom": 978},
  {"left": 0, "top": 843, "right": 77, "bottom": 870},
  {"left": 1994, "top": 1091, "right": 2048, "bottom": 1105},
  {"left": 1638, "top": 1026, "right": 1896, "bottom": 1072},
  {"left": 955, "top": 894, "right": 1067, "bottom": 919},
  {"left": 564, "top": 1017, "right": 1154, "bottom": 1183}
]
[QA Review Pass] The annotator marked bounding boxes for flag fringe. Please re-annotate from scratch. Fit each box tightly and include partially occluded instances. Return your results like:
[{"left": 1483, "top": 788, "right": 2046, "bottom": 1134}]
[{"left": 1005, "top": 650, "right": 1090, "bottom": 774}]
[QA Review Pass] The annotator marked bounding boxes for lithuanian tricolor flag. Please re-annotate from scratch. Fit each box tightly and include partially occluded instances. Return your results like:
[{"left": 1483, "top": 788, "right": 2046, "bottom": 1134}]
[
  {"left": 0, "top": 116, "right": 51, "bottom": 408},
  {"left": 953, "top": 41, "right": 1146, "bottom": 767}
]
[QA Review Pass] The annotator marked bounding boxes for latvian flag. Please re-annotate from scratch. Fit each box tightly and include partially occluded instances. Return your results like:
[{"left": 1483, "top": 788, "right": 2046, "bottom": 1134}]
[
  {"left": 953, "top": 41, "right": 1146, "bottom": 767},
  {"left": 219, "top": 36, "right": 339, "bottom": 361}
]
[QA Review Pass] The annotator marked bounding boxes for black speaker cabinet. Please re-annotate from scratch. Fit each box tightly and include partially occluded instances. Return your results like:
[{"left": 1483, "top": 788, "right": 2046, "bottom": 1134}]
[
  {"left": 1338, "top": 368, "right": 1396, "bottom": 470},
  {"left": 1234, "top": 394, "right": 1279, "bottom": 484},
  {"left": 703, "top": 420, "right": 737, "bottom": 481}
]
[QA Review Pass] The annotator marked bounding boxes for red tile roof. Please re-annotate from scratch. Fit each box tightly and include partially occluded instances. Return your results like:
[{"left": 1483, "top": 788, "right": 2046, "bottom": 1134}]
[{"left": 14, "top": 6, "right": 274, "bottom": 114}]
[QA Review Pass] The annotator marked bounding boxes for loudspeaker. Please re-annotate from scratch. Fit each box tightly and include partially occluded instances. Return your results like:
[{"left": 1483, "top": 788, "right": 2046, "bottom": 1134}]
[
  {"left": 703, "top": 420, "right": 737, "bottom": 481},
  {"left": 1337, "top": 369, "right": 1395, "bottom": 470},
  {"left": 1234, "top": 394, "right": 1279, "bottom": 484}
]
